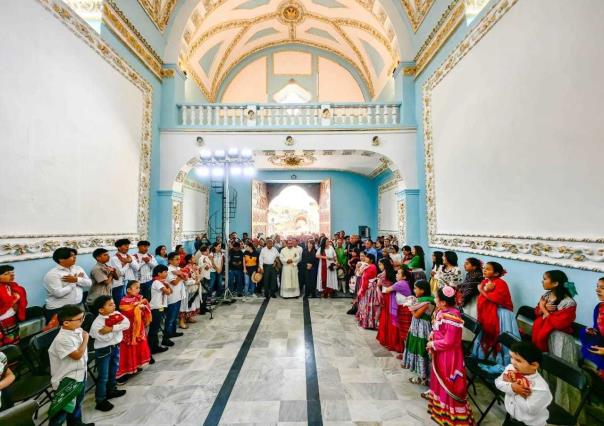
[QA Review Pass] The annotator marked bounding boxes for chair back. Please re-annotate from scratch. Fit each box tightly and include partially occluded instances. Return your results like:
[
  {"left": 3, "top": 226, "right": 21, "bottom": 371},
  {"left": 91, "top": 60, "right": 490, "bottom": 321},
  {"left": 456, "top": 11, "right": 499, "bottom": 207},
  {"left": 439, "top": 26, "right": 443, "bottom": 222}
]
[
  {"left": 542, "top": 352, "right": 591, "bottom": 422},
  {"left": 25, "top": 306, "right": 45, "bottom": 320},
  {"left": 0, "top": 399, "right": 39, "bottom": 426},
  {"left": 461, "top": 313, "right": 481, "bottom": 335},
  {"left": 81, "top": 311, "right": 95, "bottom": 333},
  {"left": 498, "top": 331, "right": 521, "bottom": 350},
  {"left": 29, "top": 327, "right": 60, "bottom": 374},
  {"left": 515, "top": 305, "right": 536, "bottom": 321},
  {"left": 0, "top": 344, "right": 23, "bottom": 371}
]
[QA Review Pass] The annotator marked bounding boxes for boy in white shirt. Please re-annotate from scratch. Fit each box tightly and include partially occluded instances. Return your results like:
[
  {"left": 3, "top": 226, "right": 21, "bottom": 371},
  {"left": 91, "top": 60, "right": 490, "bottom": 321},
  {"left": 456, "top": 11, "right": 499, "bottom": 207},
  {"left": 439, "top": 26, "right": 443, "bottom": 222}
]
[
  {"left": 148, "top": 264, "right": 172, "bottom": 353},
  {"left": 48, "top": 304, "right": 92, "bottom": 426},
  {"left": 495, "top": 341, "right": 553, "bottom": 426},
  {"left": 132, "top": 240, "right": 158, "bottom": 301},
  {"left": 164, "top": 252, "right": 186, "bottom": 344},
  {"left": 90, "top": 295, "right": 129, "bottom": 412},
  {"left": 109, "top": 238, "right": 139, "bottom": 306}
]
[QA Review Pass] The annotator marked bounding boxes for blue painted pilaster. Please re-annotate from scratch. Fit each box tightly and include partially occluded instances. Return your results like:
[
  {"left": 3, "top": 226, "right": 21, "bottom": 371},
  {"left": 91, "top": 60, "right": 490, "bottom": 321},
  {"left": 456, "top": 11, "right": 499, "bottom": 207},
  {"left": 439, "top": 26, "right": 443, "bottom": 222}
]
[
  {"left": 399, "top": 61, "right": 416, "bottom": 127},
  {"left": 157, "top": 190, "right": 183, "bottom": 250},
  {"left": 160, "top": 64, "right": 186, "bottom": 128},
  {"left": 396, "top": 189, "right": 420, "bottom": 245}
]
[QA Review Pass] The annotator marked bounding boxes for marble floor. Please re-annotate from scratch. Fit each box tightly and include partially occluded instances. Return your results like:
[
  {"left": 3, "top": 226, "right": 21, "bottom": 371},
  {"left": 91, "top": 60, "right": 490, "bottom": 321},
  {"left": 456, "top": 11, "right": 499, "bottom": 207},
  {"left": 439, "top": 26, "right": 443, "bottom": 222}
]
[{"left": 70, "top": 297, "right": 505, "bottom": 425}]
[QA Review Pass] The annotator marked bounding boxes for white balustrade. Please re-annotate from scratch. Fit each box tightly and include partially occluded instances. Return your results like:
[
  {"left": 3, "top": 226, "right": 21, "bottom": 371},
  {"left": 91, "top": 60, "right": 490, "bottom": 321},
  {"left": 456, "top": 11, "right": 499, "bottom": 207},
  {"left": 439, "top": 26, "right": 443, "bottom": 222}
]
[{"left": 177, "top": 102, "right": 401, "bottom": 128}]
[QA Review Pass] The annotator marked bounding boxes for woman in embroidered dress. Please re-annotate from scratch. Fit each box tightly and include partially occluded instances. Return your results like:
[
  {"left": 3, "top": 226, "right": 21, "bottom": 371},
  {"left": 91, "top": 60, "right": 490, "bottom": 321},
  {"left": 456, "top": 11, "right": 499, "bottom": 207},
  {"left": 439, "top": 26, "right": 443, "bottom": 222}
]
[
  {"left": 531, "top": 270, "right": 577, "bottom": 352},
  {"left": 356, "top": 253, "right": 380, "bottom": 329},
  {"left": 316, "top": 239, "right": 338, "bottom": 298},
  {"left": 117, "top": 281, "right": 151, "bottom": 379},
  {"left": 472, "top": 262, "right": 519, "bottom": 365},
  {"left": 0, "top": 265, "right": 27, "bottom": 346},
  {"left": 179, "top": 254, "right": 201, "bottom": 327},
  {"left": 402, "top": 279, "right": 434, "bottom": 384},
  {"left": 424, "top": 286, "right": 475, "bottom": 426},
  {"left": 580, "top": 277, "right": 604, "bottom": 380},
  {"left": 376, "top": 258, "right": 402, "bottom": 352},
  {"left": 383, "top": 268, "right": 413, "bottom": 357},
  {"left": 433, "top": 251, "right": 463, "bottom": 290},
  {"left": 457, "top": 258, "right": 484, "bottom": 317}
]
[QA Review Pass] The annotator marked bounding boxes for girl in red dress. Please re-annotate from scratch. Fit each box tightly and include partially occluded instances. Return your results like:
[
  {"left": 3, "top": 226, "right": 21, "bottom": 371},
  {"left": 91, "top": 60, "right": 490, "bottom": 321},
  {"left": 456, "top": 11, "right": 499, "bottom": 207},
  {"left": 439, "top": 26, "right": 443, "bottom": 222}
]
[
  {"left": 376, "top": 258, "right": 403, "bottom": 352},
  {"left": 117, "top": 281, "right": 152, "bottom": 379},
  {"left": 0, "top": 265, "right": 27, "bottom": 346}
]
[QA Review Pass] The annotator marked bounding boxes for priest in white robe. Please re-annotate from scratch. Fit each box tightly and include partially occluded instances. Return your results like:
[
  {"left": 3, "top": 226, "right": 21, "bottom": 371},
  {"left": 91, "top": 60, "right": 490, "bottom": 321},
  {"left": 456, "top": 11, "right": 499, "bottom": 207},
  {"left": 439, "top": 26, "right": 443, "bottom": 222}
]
[{"left": 279, "top": 239, "right": 300, "bottom": 298}]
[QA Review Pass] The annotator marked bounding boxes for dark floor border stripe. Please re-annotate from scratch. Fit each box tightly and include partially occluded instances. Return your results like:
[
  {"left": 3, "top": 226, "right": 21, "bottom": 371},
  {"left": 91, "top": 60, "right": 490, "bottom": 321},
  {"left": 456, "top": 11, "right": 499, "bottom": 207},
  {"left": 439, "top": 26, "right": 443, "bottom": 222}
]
[
  {"left": 303, "top": 298, "right": 324, "bottom": 425},
  {"left": 203, "top": 298, "right": 270, "bottom": 426}
]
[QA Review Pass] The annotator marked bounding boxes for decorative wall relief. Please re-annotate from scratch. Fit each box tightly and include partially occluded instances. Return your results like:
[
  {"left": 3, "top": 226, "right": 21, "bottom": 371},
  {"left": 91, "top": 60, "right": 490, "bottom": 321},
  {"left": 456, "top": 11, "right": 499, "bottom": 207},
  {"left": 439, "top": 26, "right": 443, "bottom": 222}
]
[
  {"left": 397, "top": 200, "right": 407, "bottom": 245},
  {"left": 0, "top": 0, "right": 153, "bottom": 263},
  {"left": 422, "top": 0, "right": 604, "bottom": 271},
  {"left": 171, "top": 197, "right": 183, "bottom": 250},
  {"left": 251, "top": 180, "right": 268, "bottom": 237}
]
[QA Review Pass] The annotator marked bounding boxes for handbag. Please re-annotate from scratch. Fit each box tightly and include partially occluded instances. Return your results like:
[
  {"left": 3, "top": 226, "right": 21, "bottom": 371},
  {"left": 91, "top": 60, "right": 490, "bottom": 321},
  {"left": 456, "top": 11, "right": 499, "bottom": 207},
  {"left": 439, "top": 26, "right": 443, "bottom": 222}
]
[{"left": 48, "top": 377, "right": 84, "bottom": 418}]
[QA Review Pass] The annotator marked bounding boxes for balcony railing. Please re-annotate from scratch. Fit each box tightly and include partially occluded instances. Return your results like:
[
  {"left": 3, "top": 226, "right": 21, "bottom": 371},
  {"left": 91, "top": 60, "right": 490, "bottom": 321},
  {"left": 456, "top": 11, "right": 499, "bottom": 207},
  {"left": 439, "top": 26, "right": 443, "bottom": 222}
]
[{"left": 176, "top": 102, "right": 401, "bottom": 129}]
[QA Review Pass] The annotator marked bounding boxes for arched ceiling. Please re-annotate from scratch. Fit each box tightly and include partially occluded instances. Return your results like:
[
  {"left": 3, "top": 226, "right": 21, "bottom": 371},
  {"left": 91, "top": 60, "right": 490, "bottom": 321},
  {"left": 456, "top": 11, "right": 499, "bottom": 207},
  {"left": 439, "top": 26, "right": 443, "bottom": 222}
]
[{"left": 177, "top": 0, "right": 400, "bottom": 101}]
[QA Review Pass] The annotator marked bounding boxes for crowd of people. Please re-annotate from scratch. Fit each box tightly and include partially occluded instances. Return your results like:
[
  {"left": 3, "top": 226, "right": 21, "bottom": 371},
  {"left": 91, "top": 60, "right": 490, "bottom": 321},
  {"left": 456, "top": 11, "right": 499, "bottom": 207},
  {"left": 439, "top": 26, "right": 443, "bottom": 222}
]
[
  {"left": 347, "top": 243, "right": 603, "bottom": 426},
  {"left": 0, "top": 232, "right": 602, "bottom": 425}
]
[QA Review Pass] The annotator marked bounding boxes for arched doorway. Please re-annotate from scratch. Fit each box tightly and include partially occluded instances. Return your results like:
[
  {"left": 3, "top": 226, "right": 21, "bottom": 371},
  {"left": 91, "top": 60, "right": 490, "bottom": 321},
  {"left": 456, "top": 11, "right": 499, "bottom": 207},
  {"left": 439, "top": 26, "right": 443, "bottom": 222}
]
[{"left": 267, "top": 185, "right": 320, "bottom": 237}]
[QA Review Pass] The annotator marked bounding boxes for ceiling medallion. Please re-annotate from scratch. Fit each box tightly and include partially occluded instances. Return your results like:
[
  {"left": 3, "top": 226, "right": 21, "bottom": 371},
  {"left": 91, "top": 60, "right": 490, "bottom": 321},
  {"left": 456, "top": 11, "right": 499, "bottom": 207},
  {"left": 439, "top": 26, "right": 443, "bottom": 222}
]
[
  {"left": 268, "top": 152, "right": 315, "bottom": 168},
  {"left": 278, "top": 0, "right": 304, "bottom": 25}
]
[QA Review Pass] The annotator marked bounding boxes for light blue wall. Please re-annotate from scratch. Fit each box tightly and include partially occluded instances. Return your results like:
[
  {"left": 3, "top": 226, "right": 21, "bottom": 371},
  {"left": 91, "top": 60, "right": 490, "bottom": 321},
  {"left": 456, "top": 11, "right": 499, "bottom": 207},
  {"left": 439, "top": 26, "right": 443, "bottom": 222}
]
[
  {"left": 206, "top": 170, "right": 379, "bottom": 237},
  {"left": 411, "top": 0, "right": 600, "bottom": 325}
]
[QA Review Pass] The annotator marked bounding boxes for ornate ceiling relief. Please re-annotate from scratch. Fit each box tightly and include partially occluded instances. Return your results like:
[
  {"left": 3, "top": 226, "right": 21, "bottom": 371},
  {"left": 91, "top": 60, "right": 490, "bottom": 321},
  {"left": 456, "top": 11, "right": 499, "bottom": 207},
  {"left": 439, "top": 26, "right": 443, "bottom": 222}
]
[
  {"left": 423, "top": 0, "right": 604, "bottom": 272},
  {"left": 400, "top": 0, "right": 435, "bottom": 32},
  {"left": 268, "top": 151, "right": 316, "bottom": 167},
  {"left": 137, "top": 0, "right": 177, "bottom": 32},
  {"left": 180, "top": 0, "right": 399, "bottom": 101}
]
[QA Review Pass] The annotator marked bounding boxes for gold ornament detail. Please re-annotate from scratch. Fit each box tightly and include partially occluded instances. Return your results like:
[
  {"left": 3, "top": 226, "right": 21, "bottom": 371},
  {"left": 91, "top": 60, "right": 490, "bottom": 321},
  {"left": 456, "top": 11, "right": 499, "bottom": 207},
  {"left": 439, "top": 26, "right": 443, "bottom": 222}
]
[
  {"left": 102, "top": 1, "right": 163, "bottom": 79},
  {"left": 268, "top": 152, "right": 316, "bottom": 167},
  {"left": 278, "top": 1, "right": 304, "bottom": 24},
  {"left": 137, "top": 0, "right": 177, "bottom": 32},
  {"left": 400, "top": 0, "right": 436, "bottom": 32}
]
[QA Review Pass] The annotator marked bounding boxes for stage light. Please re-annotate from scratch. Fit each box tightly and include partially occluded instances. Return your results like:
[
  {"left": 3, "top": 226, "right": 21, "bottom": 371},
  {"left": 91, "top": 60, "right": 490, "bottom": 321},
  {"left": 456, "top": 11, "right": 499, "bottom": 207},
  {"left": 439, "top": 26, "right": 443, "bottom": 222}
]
[
  {"left": 243, "top": 166, "right": 255, "bottom": 177},
  {"left": 211, "top": 166, "right": 224, "bottom": 177},
  {"left": 214, "top": 149, "right": 226, "bottom": 159},
  {"left": 227, "top": 148, "right": 239, "bottom": 157},
  {"left": 199, "top": 149, "right": 212, "bottom": 159},
  {"left": 195, "top": 166, "right": 210, "bottom": 177},
  {"left": 230, "top": 166, "right": 242, "bottom": 176},
  {"left": 241, "top": 149, "right": 253, "bottom": 158}
]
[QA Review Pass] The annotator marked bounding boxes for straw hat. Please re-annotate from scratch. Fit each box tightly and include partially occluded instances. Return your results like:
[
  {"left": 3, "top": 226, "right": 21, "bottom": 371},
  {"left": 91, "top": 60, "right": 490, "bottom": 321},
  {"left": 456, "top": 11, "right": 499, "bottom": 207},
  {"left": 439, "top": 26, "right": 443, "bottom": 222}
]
[{"left": 252, "top": 271, "right": 263, "bottom": 284}]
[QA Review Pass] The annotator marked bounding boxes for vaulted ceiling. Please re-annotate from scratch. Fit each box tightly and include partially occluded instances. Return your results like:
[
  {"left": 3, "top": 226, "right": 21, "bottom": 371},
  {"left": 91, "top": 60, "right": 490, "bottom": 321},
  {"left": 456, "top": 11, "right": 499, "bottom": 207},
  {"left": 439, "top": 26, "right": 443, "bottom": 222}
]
[{"left": 177, "top": 0, "right": 401, "bottom": 101}]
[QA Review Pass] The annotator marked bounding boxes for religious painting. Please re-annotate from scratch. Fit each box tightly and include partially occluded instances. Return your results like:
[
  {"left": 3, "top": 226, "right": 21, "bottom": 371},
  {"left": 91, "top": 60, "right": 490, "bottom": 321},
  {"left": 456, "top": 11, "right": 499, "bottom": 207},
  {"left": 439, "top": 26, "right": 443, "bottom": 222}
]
[{"left": 267, "top": 185, "right": 320, "bottom": 237}]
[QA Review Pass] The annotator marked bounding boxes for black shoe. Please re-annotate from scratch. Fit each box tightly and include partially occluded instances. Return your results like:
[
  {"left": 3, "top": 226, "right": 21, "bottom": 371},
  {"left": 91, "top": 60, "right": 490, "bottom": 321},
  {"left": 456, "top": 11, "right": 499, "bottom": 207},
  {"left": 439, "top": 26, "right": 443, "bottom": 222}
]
[
  {"left": 95, "top": 400, "right": 114, "bottom": 412},
  {"left": 346, "top": 305, "right": 358, "bottom": 315},
  {"left": 271, "top": 294, "right": 277, "bottom": 298},
  {"left": 150, "top": 356, "right": 156, "bottom": 364},
  {"left": 73, "top": 422, "right": 95, "bottom": 426},
  {"left": 161, "top": 340, "right": 175, "bottom": 347},
  {"left": 116, "top": 375, "right": 129, "bottom": 385},
  {"left": 237, "top": 292, "right": 243, "bottom": 297},
  {"left": 171, "top": 332, "right": 184, "bottom": 338},
  {"left": 107, "top": 389, "right": 127, "bottom": 399},
  {"left": 151, "top": 346, "right": 168, "bottom": 353}
]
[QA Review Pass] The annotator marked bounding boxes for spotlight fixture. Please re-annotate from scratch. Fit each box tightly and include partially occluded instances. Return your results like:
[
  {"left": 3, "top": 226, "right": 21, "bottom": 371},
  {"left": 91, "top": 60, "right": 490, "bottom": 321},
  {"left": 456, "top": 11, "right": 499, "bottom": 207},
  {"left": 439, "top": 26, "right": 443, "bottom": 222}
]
[
  {"left": 195, "top": 166, "right": 210, "bottom": 177},
  {"left": 285, "top": 135, "right": 294, "bottom": 146},
  {"left": 241, "top": 149, "right": 253, "bottom": 158},
  {"left": 371, "top": 136, "right": 380, "bottom": 146},
  {"left": 196, "top": 136, "right": 204, "bottom": 146},
  {"left": 227, "top": 148, "right": 239, "bottom": 157},
  {"left": 211, "top": 166, "right": 224, "bottom": 177},
  {"left": 243, "top": 166, "right": 255, "bottom": 177},
  {"left": 200, "top": 149, "right": 212, "bottom": 159},
  {"left": 214, "top": 149, "right": 226, "bottom": 159},
  {"left": 230, "top": 166, "right": 242, "bottom": 176}
]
